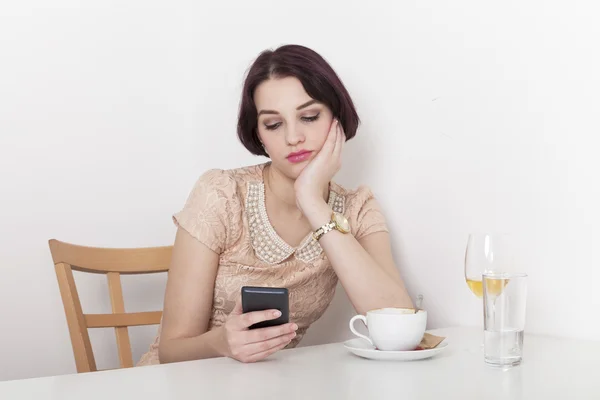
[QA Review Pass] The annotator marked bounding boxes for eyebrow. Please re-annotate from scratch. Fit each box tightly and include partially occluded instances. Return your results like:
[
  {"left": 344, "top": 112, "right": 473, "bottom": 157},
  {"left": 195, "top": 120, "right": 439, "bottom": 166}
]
[{"left": 257, "top": 100, "right": 320, "bottom": 116}]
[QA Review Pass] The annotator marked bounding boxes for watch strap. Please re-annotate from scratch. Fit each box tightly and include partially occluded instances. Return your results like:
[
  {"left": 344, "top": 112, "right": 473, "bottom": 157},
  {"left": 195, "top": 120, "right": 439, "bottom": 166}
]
[{"left": 312, "top": 220, "right": 336, "bottom": 241}]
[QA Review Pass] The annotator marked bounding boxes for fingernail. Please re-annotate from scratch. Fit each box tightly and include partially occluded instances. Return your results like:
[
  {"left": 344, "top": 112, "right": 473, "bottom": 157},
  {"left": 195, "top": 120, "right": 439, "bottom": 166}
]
[
  {"left": 273, "top": 310, "right": 281, "bottom": 317},
  {"left": 292, "top": 324, "right": 298, "bottom": 331}
]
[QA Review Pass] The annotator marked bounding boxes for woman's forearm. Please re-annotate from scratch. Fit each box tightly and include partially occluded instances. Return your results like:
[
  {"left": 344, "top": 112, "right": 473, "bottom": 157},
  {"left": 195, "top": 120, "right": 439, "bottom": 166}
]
[
  {"left": 305, "top": 201, "right": 413, "bottom": 314},
  {"left": 158, "top": 327, "right": 224, "bottom": 364},
  {"left": 321, "top": 231, "right": 412, "bottom": 314}
]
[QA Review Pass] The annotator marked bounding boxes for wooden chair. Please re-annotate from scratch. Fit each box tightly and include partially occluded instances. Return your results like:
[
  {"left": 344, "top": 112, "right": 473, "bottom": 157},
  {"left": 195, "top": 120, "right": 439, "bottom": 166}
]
[{"left": 48, "top": 239, "right": 172, "bottom": 373}]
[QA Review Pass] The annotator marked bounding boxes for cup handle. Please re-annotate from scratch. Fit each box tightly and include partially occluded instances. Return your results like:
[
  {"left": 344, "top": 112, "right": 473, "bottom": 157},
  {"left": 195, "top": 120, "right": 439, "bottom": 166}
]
[{"left": 349, "top": 315, "right": 374, "bottom": 346}]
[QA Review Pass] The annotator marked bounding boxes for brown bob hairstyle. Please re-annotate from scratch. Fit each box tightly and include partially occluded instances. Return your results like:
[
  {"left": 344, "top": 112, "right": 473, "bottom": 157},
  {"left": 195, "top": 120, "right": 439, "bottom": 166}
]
[{"left": 237, "top": 44, "right": 360, "bottom": 157}]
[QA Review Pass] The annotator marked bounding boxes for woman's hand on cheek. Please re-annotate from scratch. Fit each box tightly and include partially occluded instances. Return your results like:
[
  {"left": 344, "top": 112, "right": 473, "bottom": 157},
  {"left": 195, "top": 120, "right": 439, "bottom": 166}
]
[{"left": 294, "top": 119, "right": 345, "bottom": 215}]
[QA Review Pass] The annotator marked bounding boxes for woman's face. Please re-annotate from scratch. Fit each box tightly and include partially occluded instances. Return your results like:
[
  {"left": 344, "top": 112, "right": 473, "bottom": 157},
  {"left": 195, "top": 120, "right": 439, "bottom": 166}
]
[{"left": 254, "top": 76, "right": 334, "bottom": 180}]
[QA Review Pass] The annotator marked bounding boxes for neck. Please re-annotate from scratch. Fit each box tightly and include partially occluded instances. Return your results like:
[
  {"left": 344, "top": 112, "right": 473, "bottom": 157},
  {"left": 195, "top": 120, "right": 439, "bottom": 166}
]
[{"left": 265, "top": 164, "right": 297, "bottom": 209}]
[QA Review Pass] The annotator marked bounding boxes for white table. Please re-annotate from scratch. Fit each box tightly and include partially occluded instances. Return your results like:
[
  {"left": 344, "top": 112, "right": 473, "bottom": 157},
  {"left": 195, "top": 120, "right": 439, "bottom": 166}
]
[{"left": 1, "top": 327, "right": 599, "bottom": 399}]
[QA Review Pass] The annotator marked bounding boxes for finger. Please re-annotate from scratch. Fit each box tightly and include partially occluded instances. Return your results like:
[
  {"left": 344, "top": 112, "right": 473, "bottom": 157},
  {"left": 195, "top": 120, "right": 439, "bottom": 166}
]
[
  {"left": 333, "top": 123, "right": 344, "bottom": 159},
  {"left": 245, "top": 322, "right": 298, "bottom": 345},
  {"left": 244, "top": 330, "right": 296, "bottom": 356},
  {"left": 337, "top": 120, "right": 346, "bottom": 143},
  {"left": 322, "top": 119, "right": 338, "bottom": 153},
  {"left": 327, "top": 117, "right": 337, "bottom": 135},
  {"left": 237, "top": 309, "right": 282, "bottom": 330},
  {"left": 242, "top": 335, "right": 294, "bottom": 363}
]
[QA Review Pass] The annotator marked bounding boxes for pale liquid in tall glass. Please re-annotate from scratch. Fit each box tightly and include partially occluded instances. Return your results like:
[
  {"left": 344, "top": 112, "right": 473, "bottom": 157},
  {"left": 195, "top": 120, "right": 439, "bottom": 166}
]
[{"left": 484, "top": 329, "right": 524, "bottom": 366}]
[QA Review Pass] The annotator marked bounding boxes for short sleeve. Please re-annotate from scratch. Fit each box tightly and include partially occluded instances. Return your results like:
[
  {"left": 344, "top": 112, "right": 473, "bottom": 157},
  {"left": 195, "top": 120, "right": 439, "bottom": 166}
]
[
  {"left": 172, "top": 169, "right": 241, "bottom": 254},
  {"left": 347, "top": 186, "right": 389, "bottom": 241}
]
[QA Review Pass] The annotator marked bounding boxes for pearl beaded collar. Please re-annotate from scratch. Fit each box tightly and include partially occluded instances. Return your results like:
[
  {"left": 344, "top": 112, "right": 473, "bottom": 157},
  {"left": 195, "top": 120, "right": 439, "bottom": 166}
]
[{"left": 246, "top": 182, "right": 345, "bottom": 264}]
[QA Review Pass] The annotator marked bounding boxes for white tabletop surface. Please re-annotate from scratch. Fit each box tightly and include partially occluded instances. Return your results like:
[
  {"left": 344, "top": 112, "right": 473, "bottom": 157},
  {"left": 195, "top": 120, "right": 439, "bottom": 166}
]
[{"left": 1, "top": 326, "right": 599, "bottom": 399}]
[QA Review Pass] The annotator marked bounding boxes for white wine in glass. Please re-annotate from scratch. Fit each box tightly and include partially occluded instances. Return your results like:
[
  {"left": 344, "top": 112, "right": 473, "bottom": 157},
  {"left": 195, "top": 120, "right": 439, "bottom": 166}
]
[
  {"left": 464, "top": 233, "right": 513, "bottom": 349},
  {"left": 465, "top": 233, "right": 513, "bottom": 298},
  {"left": 466, "top": 279, "right": 484, "bottom": 298},
  {"left": 466, "top": 276, "right": 508, "bottom": 298}
]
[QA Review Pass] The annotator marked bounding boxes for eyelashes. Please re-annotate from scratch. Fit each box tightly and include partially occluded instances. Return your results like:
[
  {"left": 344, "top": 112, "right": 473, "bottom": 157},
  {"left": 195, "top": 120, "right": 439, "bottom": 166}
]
[
  {"left": 264, "top": 122, "right": 281, "bottom": 131},
  {"left": 302, "top": 113, "right": 320, "bottom": 123},
  {"left": 264, "top": 113, "right": 321, "bottom": 131}
]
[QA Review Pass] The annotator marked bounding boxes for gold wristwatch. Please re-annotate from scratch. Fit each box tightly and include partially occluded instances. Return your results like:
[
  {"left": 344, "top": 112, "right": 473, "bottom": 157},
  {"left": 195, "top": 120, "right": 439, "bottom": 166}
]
[{"left": 313, "top": 212, "right": 351, "bottom": 241}]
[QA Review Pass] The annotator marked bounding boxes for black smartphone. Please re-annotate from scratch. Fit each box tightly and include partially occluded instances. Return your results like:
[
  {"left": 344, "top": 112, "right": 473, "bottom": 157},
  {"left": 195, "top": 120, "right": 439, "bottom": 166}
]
[{"left": 241, "top": 286, "right": 289, "bottom": 330}]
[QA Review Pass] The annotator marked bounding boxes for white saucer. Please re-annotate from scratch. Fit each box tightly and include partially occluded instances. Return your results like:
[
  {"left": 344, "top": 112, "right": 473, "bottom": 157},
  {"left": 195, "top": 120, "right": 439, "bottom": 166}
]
[{"left": 343, "top": 338, "right": 448, "bottom": 361}]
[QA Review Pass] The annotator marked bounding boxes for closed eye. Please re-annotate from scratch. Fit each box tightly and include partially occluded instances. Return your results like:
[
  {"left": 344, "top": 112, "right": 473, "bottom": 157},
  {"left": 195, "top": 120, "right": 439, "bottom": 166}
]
[
  {"left": 264, "top": 112, "right": 320, "bottom": 130},
  {"left": 301, "top": 113, "right": 320, "bottom": 122},
  {"left": 264, "top": 122, "right": 282, "bottom": 131}
]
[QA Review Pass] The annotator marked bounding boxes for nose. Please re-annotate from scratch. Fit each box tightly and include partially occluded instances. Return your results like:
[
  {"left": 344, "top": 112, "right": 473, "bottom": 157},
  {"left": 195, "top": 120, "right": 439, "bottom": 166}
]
[{"left": 285, "top": 122, "right": 306, "bottom": 146}]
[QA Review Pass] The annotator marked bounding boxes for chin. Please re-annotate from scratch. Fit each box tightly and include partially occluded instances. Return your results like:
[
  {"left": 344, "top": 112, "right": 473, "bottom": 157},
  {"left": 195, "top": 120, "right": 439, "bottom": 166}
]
[
  {"left": 273, "top": 160, "right": 308, "bottom": 181},
  {"left": 286, "top": 165, "right": 305, "bottom": 180}
]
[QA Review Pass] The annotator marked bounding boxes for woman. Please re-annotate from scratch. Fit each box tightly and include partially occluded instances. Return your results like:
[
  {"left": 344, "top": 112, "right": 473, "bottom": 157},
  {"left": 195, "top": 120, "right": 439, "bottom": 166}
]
[{"left": 137, "top": 44, "right": 413, "bottom": 365}]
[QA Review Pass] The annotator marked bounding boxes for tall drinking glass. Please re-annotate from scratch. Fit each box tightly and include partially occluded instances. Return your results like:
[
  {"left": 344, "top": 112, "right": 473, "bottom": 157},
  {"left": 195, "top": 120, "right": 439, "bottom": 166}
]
[{"left": 483, "top": 272, "right": 528, "bottom": 367}]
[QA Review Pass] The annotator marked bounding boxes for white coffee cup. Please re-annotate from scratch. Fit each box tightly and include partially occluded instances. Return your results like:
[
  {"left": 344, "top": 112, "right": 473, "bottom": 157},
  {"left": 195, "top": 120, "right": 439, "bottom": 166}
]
[{"left": 349, "top": 307, "right": 427, "bottom": 351}]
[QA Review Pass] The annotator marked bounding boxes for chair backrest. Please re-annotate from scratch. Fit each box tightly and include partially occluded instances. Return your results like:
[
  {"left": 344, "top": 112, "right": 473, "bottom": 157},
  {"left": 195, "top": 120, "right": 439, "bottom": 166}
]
[{"left": 48, "top": 239, "right": 172, "bottom": 373}]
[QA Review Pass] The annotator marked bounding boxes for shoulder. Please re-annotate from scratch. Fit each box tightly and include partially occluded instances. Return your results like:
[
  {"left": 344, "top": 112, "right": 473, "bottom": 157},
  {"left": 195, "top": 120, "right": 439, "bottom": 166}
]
[
  {"left": 225, "top": 162, "right": 265, "bottom": 189},
  {"left": 185, "top": 169, "right": 236, "bottom": 208},
  {"left": 190, "top": 162, "right": 265, "bottom": 198},
  {"left": 193, "top": 168, "right": 235, "bottom": 189},
  {"left": 331, "top": 182, "right": 388, "bottom": 239},
  {"left": 175, "top": 165, "right": 258, "bottom": 251},
  {"left": 330, "top": 182, "right": 379, "bottom": 211}
]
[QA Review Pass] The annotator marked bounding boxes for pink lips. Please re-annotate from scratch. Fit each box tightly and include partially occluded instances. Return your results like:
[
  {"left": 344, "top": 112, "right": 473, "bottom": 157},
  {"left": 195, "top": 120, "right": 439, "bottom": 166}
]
[{"left": 287, "top": 150, "right": 312, "bottom": 164}]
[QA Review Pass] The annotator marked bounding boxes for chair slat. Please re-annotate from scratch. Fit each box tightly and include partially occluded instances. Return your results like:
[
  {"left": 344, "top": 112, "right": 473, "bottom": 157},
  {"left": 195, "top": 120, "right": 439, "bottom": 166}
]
[
  {"left": 49, "top": 239, "right": 171, "bottom": 274},
  {"left": 85, "top": 311, "right": 163, "bottom": 328},
  {"left": 54, "top": 263, "right": 97, "bottom": 372},
  {"left": 107, "top": 272, "right": 134, "bottom": 368}
]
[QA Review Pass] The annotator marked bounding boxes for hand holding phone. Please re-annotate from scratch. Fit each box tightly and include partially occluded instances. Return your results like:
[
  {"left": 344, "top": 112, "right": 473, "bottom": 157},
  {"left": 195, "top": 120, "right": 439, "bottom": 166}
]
[
  {"left": 216, "top": 287, "right": 297, "bottom": 363},
  {"left": 241, "top": 286, "right": 289, "bottom": 329}
]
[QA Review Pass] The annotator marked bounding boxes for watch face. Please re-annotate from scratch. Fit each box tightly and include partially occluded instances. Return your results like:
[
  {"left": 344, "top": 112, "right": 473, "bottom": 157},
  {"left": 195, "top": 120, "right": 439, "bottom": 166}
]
[{"left": 333, "top": 212, "right": 350, "bottom": 233}]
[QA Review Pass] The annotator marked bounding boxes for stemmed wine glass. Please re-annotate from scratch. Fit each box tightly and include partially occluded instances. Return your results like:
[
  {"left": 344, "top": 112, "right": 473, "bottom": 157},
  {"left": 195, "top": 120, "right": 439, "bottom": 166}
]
[{"left": 465, "top": 233, "right": 514, "bottom": 347}]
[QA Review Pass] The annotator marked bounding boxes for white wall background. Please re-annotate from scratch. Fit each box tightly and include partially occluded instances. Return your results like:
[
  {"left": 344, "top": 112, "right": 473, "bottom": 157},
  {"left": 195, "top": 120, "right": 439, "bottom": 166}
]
[{"left": 1, "top": 0, "right": 599, "bottom": 382}]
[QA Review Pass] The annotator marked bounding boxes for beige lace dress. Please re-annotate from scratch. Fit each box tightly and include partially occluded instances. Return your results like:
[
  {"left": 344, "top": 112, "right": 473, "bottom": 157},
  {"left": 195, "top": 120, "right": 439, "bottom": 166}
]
[{"left": 136, "top": 162, "right": 388, "bottom": 366}]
